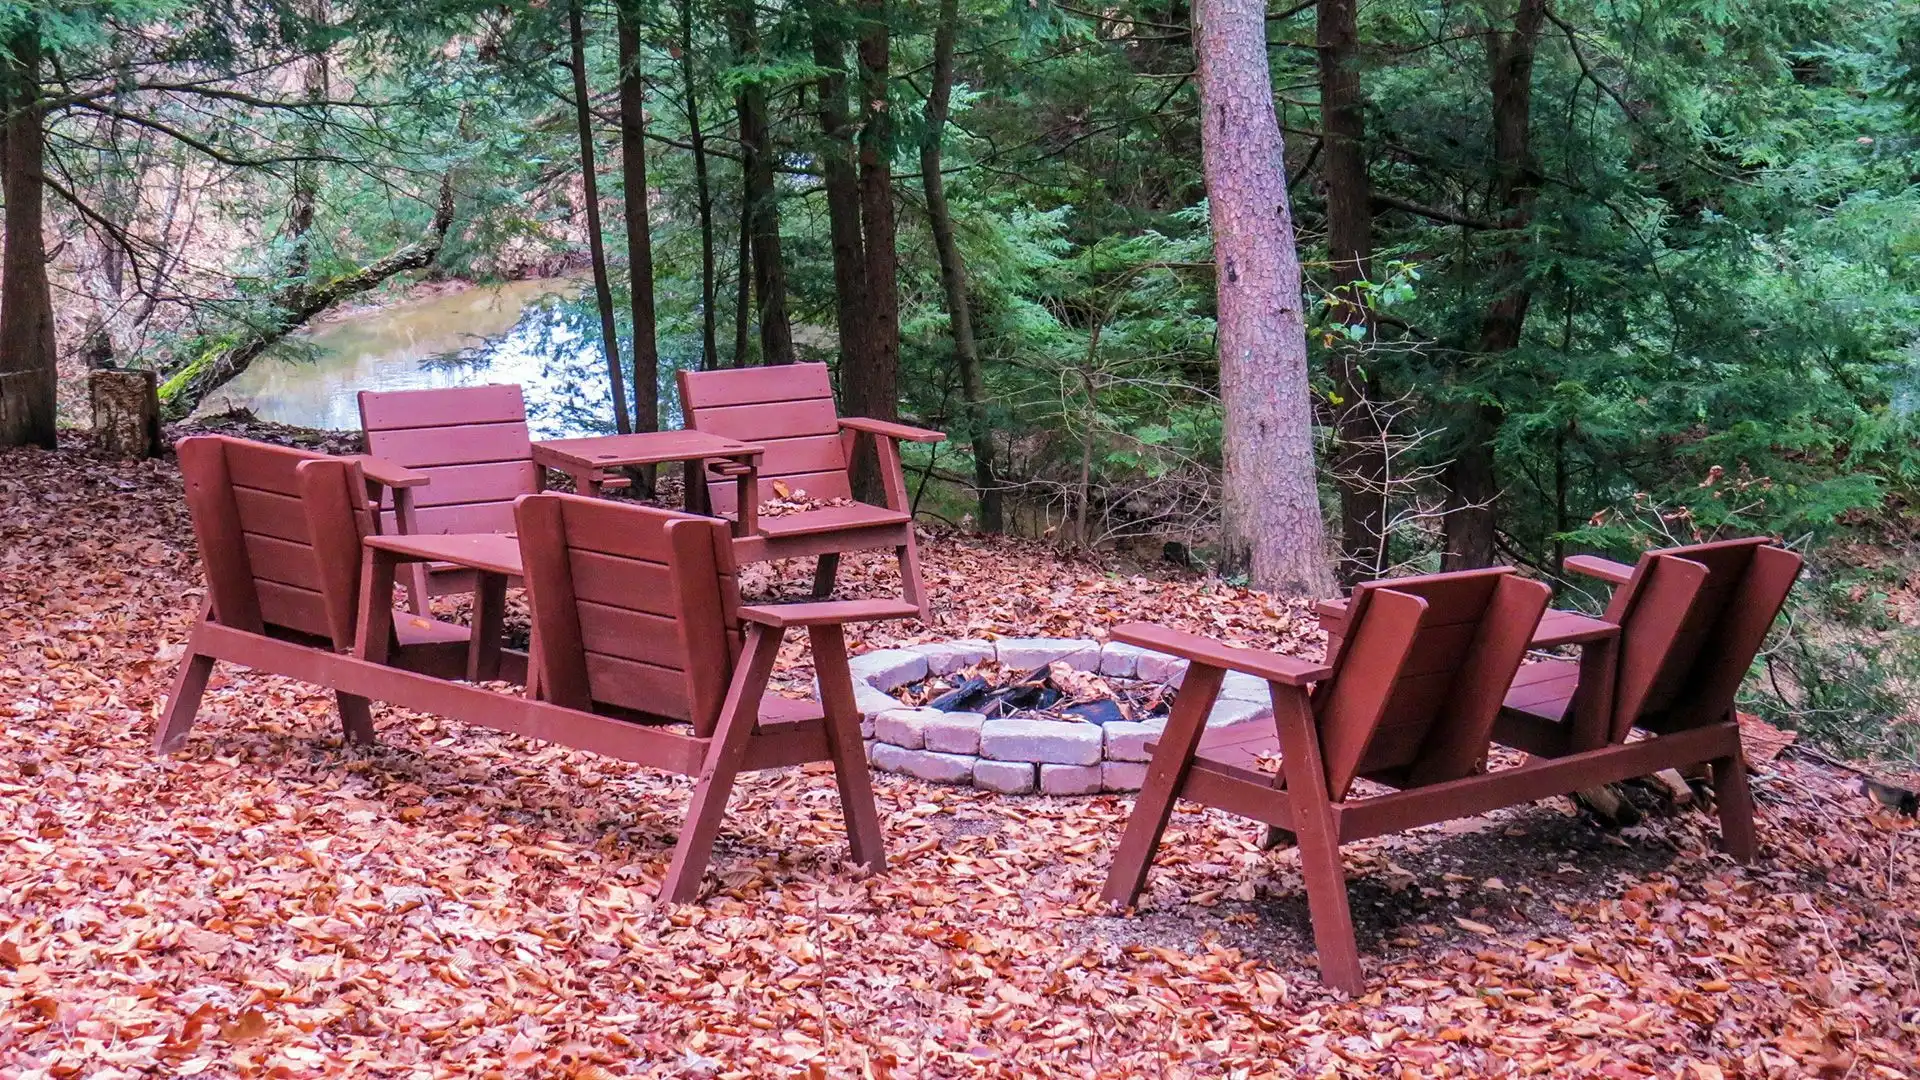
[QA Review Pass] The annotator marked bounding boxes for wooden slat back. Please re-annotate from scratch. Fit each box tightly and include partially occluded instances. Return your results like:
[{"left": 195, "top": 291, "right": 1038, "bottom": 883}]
[
  {"left": 1652, "top": 543, "right": 1802, "bottom": 732},
  {"left": 515, "top": 493, "right": 740, "bottom": 734},
  {"left": 1314, "top": 567, "right": 1547, "bottom": 798},
  {"left": 295, "top": 458, "right": 378, "bottom": 649},
  {"left": 1623, "top": 538, "right": 1774, "bottom": 723},
  {"left": 678, "top": 363, "right": 849, "bottom": 517},
  {"left": 177, "top": 435, "right": 361, "bottom": 645},
  {"left": 1604, "top": 554, "right": 1710, "bottom": 742},
  {"left": 358, "top": 385, "right": 536, "bottom": 535}
]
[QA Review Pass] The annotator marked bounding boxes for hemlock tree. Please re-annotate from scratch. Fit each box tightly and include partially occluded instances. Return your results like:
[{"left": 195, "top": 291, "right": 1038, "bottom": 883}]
[{"left": 1192, "top": 0, "right": 1333, "bottom": 594}]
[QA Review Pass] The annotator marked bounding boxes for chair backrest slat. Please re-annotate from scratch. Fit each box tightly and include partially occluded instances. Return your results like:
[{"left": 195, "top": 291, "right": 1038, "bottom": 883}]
[
  {"left": 1314, "top": 567, "right": 1548, "bottom": 798},
  {"left": 1585, "top": 537, "right": 1801, "bottom": 735},
  {"left": 516, "top": 493, "right": 740, "bottom": 734},
  {"left": 679, "top": 363, "right": 851, "bottom": 516},
  {"left": 359, "top": 385, "right": 537, "bottom": 535},
  {"left": 178, "top": 436, "right": 368, "bottom": 647}
]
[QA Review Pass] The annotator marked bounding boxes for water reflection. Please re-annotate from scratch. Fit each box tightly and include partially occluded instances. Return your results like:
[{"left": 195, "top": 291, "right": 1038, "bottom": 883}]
[{"left": 205, "top": 277, "right": 692, "bottom": 438}]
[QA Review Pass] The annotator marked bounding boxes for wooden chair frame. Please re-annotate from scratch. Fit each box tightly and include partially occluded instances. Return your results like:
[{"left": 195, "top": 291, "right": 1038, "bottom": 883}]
[
  {"left": 1100, "top": 565, "right": 1773, "bottom": 994},
  {"left": 677, "top": 362, "right": 943, "bottom": 621},
  {"left": 161, "top": 447, "right": 911, "bottom": 901}
]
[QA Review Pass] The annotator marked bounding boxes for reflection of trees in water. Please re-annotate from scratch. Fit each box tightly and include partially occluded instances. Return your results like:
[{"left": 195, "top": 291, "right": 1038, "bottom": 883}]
[{"left": 418, "top": 294, "right": 702, "bottom": 438}]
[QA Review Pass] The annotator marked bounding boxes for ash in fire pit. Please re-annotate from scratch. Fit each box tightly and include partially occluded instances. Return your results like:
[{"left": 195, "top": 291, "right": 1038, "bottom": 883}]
[{"left": 900, "top": 660, "right": 1175, "bottom": 726}]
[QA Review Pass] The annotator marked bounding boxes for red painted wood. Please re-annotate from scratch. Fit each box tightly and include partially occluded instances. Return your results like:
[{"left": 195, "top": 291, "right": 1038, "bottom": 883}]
[
  {"left": 360, "top": 384, "right": 527, "bottom": 430},
  {"left": 691, "top": 398, "right": 841, "bottom": 441},
  {"left": 678, "top": 361, "right": 835, "bottom": 408},
  {"left": 752, "top": 502, "right": 910, "bottom": 539},
  {"left": 736, "top": 599, "right": 922, "bottom": 628},
  {"left": 367, "top": 422, "right": 534, "bottom": 469},
  {"left": 1111, "top": 623, "right": 1332, "bottom": 685}
]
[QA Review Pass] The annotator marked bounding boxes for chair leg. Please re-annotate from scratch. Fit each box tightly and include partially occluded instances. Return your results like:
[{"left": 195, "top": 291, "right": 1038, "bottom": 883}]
[
  {"left": 1273, "top": 688, "right": 1365, "bottom": 995},
  {"left": 898, "top": 535, "right": 930, "bottom": 623},
  {"left": 405, "top": 563, "right": 431, "bottom": 616},
  {"left": 154, "top": 646, "right": 215, "bottom": 754},
  {"left": 810, "top": 623, "right": 887, "bottom": 873},
  {"left": 1100, "top": 665, "right": 1226, "bottom": 909},
  {"left": 661, "top": 623, "right": 782, "bottom": 903},
  {"left": 1711, "top": 748, "right": 1757, "bottom": 863},
  {"left": 336, "top": 692, "right": 377, "bottom": 746},
  {"left": 812, "top": 553, "right": 841, "bottom": 599}
]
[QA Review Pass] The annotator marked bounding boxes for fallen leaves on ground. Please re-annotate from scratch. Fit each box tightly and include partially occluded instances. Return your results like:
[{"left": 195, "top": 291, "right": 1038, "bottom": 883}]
[{"left": 2, "top": 442, "right": 1917, "bottom": 1077}]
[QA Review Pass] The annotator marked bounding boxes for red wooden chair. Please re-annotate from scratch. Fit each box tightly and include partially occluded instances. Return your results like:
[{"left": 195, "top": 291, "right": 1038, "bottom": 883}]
[
  {"left": 156, "top": 436, "right": 479, "bottom": 752},
  {"left": 1498, "top": 538, "right": 1803, "bottom": 758},
  {"left": 357, "top": 384, "right": 623, "bottom": 612},
  {"left": 1100, "top": 566, "right": 1766, "bottom": 993},
  {"left": 677, "top": 362, "right": 943, "bottom": 621},
  {"left": 162, "top": 451, "right": 913, "bottom": 901}
]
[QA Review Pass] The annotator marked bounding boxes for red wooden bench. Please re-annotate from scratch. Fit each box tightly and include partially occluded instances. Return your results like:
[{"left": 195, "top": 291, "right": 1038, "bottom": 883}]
[
  {"left": 357, "top": 384, "right": 623, "bottom": 612},
  {"left": 161, "top": 436, "right": 912, "bottom": 901},
  {"left": 1099, "top": 565, "right": 1771, "bottom": 993},
  {"left": 157, "top": 436, "right": 491, "bottom": 751},
  {"left": 678, "top": 362, "right": 943, "bottom": 621}
]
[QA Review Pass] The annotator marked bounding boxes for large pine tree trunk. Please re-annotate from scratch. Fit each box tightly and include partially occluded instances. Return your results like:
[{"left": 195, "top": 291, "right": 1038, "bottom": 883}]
[
  {"left": 812, "top": 13, "right": 873, "bottom": 386},
  {"left": 1194, "top": 0, "right": 1332, "bottom": 595},
  {"left": 730, "top": 0, "right": 794, "bottom": 365},
  {"left": 847, "top": 0, "right": 899, "bottom": 500},
  {"left": 0, "top": 21, "right": 58, "bottom": 449},
  {"left": 618, "top": 0, "right": 660, "bottom": 433},
  {"left": 1318, "top": 0, "right": 1387, "bottom": 583},
  {"left": 568, "top": 0, "right": 631, "bottom": 433},
  {"left": 919, "top": 0, "right": 1001, "bottom": 530},
  {"left": 1442, "top": 0, "right": 1546, "bottom": 570}
]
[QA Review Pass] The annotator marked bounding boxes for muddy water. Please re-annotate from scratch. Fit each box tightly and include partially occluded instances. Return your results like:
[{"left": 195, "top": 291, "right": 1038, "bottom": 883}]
[{"left": 201, "top": 278, "right": 663, "bottom": 438}]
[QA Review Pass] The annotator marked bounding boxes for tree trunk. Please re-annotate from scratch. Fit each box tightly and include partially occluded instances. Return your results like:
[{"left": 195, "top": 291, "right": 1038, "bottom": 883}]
[
  {"left": 812, "top": 11, "right": 873, "bottom": 391},
  {"left": 159, "top": 179, "right": 455, "bottom": 417},
  {"left": 618, "top": 0, "right": 660, "bottom": 435},
  {"left": 730, "top": 0, "right": 794, "bottom": 366},
  {"left": 569, "top": 0, "right": 631, "bottom": 434},
  {"left": 0, "top": 20, "right": 57, "bottom": 448},
  {"left": 919, "top": 0, "right": 1001, "bottom": 531},
  {"left": 1318, "top": 0, "right": 1386, "bottom": 584},
  {"left": 679, "top": 0, "right": 719, "bottom": 370},
  {"left": 847, "top": 0, "right": 899, "bottom": 500},
  {"left": 285, "top": 0, "right": 330, "bottom": 284},
  {"left": 1442, "top": 0, "right": 1546, "bottom": 570},
  {"left": 1193, "top": 0, "right": 1333, "bottom": 595},
  {"left": 731, "top": 177, "right": 752, "bottom": 366}
]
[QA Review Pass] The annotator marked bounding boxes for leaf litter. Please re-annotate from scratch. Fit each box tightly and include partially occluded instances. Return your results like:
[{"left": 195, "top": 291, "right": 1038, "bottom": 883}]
[{"left": 1, "top": 442, "right": 1917, "bottom": 1077}]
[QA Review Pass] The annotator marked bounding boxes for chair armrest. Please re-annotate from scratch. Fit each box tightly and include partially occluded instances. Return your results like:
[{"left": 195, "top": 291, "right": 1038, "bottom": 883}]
[
  {"left": 738, "top": 599, "right": 923, "bottom": 629},
  {"left": 348, "top": 455, "right": 431, "bottom": 490},
  {"left": 1112, "top": 622, "right": 1331, "bottom": 686},
  {"left": 1314, "top": 596, "right": 1349, "bottom": 633},
  {"left": 839, "top": 416, "right": 947, "bottom": 444},
  {"left": 1564, "top": 554, "right": 1634, "bottom": 586}
]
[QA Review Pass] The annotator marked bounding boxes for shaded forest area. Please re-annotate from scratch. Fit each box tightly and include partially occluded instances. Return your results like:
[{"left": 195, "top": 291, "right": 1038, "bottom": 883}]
[{"left": 0, "top": 0, "right": 1916, "bottom": 766}]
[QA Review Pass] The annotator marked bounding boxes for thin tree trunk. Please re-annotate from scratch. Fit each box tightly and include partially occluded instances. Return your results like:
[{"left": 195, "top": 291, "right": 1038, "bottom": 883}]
[
  {"left": 1442, "top": 0, "right": 1546, "bottom": 570},
  {"left": 730, "top": 1, "right": 794, "bottom": 366},
  {"left": 812, "top": 10, "right": 873, "bottom": 390},
  {"left": 285, "top": 0, "right": 330, "bottom": 284},
  {"left": 731, "top": 176, "right": 752, "bottom": 366},
  {"left": 1193, "top": 0, "right": 1333, "bottom": 595},
  {"left": 919, "top": 0, "right": 1001, "bottom": 530},
  {"left": 569, "top": 0, "right": 631, "bottom": 434},
  {"left": 679, "top": 0, "right": 719, "bottom": 370},
  {"left": 1317, "top": 0, "right": 1386, "bottom": 584},
  {"left": 0, "top": 20, "right": 57, "bottom": 448},
  {"left": 847, "top": 0, "right": 899, "bottom": 500},
  {"left": 618, "top": 0, "right": 660, "bottom": 435}
]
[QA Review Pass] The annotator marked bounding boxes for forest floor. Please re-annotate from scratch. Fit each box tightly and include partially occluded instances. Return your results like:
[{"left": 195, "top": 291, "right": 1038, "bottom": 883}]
[{"left": 3, "top": 439, "right": 1918, "bottom": 1077}]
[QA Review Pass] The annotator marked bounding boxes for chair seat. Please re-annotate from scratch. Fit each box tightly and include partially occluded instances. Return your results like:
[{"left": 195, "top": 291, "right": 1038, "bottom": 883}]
[
  {"left": 756, "top": 502, "right": 910, "bottom": 539},
  {"left": 1502, "top": 657, "right": 1578, "bottom": 721}
]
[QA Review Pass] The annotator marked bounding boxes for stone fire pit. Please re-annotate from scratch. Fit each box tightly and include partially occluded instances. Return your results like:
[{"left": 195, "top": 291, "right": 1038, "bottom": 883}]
[{"left": 845, "top": 638, "right": 1273, "bottom": 796}]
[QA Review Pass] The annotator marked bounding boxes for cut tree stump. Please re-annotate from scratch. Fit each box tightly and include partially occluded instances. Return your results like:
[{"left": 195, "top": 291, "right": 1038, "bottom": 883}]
[{"left": 89, "top": 369, "right": 161, "bottom": 458}]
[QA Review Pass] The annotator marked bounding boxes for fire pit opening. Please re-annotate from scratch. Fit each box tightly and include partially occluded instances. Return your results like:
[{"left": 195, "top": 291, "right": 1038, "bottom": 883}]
[{"left": 896, "top": 659, "right": 1176, "bottom": 726}]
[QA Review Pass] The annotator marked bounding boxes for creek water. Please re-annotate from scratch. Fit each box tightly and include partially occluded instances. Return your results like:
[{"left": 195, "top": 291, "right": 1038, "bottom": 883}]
[{"left": 203, "top": 277, "right": 674, "bottom": 438}]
